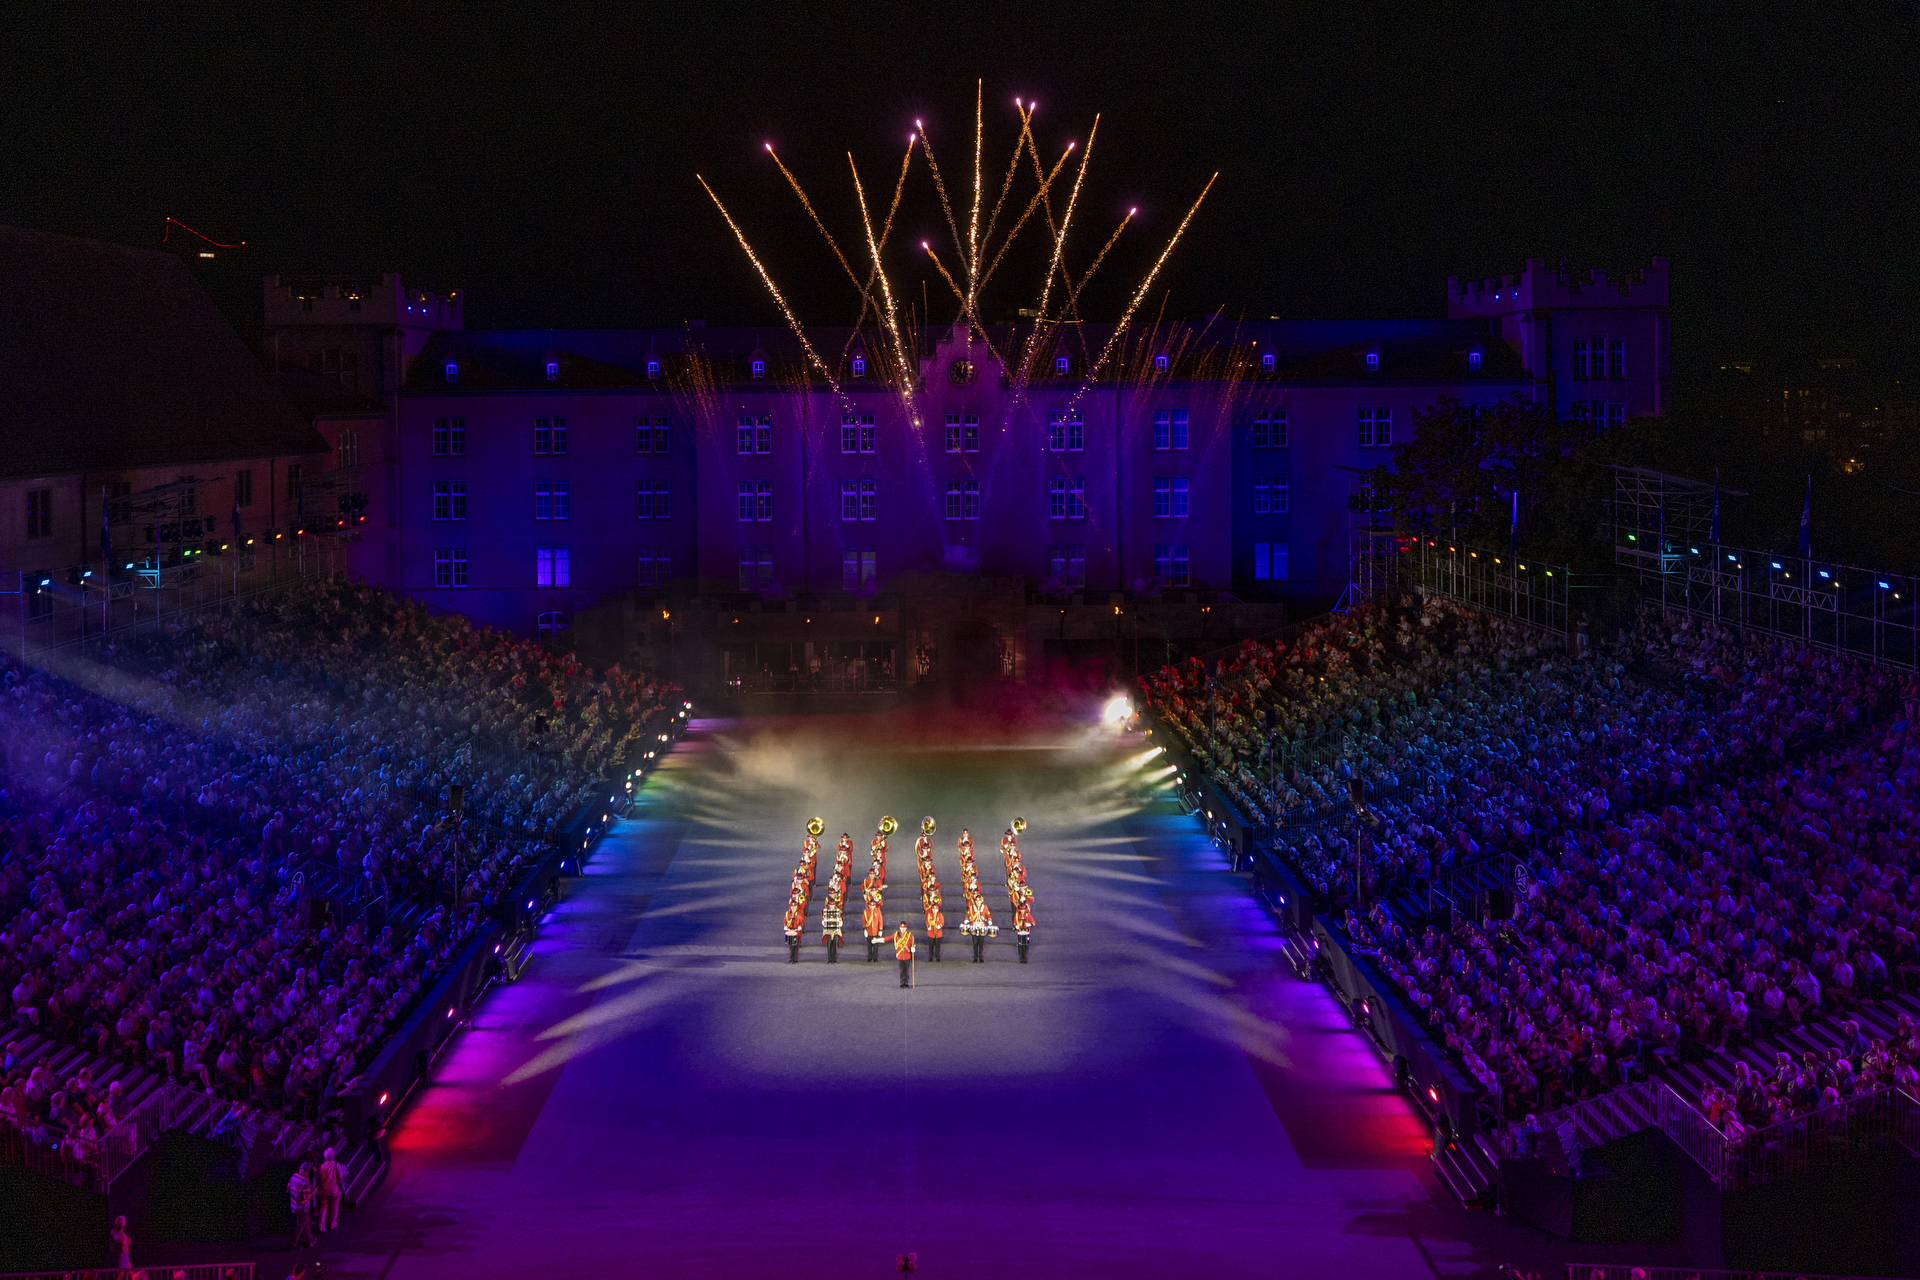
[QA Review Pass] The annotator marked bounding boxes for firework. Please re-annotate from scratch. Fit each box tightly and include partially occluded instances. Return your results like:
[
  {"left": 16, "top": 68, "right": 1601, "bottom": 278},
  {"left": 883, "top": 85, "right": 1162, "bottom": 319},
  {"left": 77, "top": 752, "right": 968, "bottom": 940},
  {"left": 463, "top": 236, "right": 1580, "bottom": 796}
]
[{"left": 696, "top": 175, "right": 841, "bottom": 394}]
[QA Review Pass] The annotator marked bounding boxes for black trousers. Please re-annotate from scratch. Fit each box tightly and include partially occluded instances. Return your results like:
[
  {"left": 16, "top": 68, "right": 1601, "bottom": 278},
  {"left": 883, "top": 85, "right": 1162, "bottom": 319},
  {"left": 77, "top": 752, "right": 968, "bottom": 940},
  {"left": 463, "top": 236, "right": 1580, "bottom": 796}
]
[
  {"left": 971, "top": 934, "right": 985, "bottom": 962},
  {"left": 929, "top": 937, "right": 941, "bottom": 961},
  {"left": 786, "top": 935, "right": 800, "bottom": 963},
  {"left": 898, "top": 959, "right": 911, "bottom": 987}
]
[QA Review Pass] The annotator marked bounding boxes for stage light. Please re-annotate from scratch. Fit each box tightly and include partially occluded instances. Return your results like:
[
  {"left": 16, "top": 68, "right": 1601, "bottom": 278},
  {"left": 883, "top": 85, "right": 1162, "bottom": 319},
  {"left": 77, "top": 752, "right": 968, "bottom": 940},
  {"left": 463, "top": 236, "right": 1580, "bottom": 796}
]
[
  {"left": 1102, "top": 694, "right": 1131, "bottom": 724},
  {"left": 1428, "top": 1087, "right": 1439, "bottom": 1102},
  {"left": 447, "top": 1006, "right": 456, "bottom": 1018},
  {"left": 379, "top": 1093, "right": 389, "bottom": 1106}
]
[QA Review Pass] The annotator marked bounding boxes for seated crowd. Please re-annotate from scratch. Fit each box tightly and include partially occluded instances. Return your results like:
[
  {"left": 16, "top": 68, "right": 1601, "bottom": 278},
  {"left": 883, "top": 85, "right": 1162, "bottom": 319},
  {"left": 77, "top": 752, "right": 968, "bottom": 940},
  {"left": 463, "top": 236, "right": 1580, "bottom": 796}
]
[
  {"left": 0, "top": 578, "right": 677, "bottom": 1155},
  {"left": 1142, "top": 597, "right": 1920, "bottom": 1134}
]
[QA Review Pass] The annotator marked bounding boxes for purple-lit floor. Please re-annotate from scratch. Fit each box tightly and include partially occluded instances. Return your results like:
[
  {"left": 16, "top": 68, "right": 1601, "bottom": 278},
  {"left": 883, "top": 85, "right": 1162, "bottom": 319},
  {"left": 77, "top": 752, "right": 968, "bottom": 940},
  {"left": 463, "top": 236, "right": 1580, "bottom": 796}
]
[{"left": 316, "top": 709, "right": 1483, "bottom": 1278}]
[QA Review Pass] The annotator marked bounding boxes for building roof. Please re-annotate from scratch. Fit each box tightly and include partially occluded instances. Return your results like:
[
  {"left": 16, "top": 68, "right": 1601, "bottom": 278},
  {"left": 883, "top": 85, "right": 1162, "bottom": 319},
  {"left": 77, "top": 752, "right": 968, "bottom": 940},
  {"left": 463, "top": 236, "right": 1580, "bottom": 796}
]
[
  {"left": 0, "top": 224, "right": 327, "bottom": 481},
  {"left": 403, "top": 317, "right": 1527, "bottom": 394}
]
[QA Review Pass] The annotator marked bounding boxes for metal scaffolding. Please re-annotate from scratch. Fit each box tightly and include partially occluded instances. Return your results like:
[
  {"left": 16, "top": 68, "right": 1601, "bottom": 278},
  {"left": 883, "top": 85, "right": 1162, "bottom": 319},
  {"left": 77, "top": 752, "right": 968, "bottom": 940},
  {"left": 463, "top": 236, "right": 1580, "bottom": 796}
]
[
  {"left": 1611, "top": 466, "right": 1741, "bottom": 577},
  {"left": 1333, "top": 467, "right": 1397, "bottom": 615}
]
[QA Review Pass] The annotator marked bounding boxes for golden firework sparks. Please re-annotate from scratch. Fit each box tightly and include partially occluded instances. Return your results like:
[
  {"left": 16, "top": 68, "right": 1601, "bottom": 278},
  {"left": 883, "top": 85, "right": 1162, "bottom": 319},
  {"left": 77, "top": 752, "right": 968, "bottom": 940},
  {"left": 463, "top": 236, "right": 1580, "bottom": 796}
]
[{"left": 696, "top": 174, "right": 841, "bottom": 394}]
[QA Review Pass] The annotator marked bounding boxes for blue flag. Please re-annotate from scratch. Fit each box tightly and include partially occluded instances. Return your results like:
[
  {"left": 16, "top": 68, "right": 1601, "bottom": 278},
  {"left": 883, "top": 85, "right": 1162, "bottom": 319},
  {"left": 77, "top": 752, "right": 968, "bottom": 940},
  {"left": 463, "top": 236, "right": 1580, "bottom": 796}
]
[
  {"left": 100, "top": 486, "right": 111, "bottom": 568},
  {"left": 1509, "top": 489, "right": 1518, "bottom": 561},
  {"left": 1710, "top": 471, "right": 1722, "bottom": 543},
  {"left": 231, "top": 490, "right": 241, "bottom": 542},
  {"left": 1798, "top": 474, "right": 1812, "bottom": 557}
]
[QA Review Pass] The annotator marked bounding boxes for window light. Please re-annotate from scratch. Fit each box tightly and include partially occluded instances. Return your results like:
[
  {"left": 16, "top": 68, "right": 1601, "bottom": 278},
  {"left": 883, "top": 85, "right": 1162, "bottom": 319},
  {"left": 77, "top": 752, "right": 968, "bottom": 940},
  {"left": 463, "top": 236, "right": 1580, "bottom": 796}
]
[
  {"left": 444, "top": 363, "right": 458, "bottom": 382},
  {"left": 852, "top": 357, "right": 866, "bottom": 377},
  {"left": 751, "top": 359, "right": 766, "bottom": 379},
  {"left": 647, "top": 360, "right": 661, "bottom": 379},
  {"left": 1365, "top": 352, "right": 1380, "bottom": 371},
  {"left": 546, "top": 361, "right": 559, "bottom": 380},
  {"left": 1468, "top": 351, "right": 1482, "bottom": 370},
  {"left": 1155, "top": 354, "right": 1169, "bottom": 372},
  {"left": 1261, "top": 353, "right": 1275, "bottom": 372}
]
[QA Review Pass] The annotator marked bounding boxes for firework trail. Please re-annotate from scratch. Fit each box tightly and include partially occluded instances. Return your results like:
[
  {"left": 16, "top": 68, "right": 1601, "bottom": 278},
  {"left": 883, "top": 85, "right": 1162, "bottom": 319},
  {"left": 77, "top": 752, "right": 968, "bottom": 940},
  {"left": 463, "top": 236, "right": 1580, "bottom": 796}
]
[
  {"left": 849, "top": 153, "right": 917, "bottom": 425},
  {"left": 1079, "top": 173, "right": 1218, "bottom": 393},
  {"left": 765, "top": 144, "right": 861, "bottom": 293},
  {"left": 697, "top": 174, "right": 842, "bottom": 394}
]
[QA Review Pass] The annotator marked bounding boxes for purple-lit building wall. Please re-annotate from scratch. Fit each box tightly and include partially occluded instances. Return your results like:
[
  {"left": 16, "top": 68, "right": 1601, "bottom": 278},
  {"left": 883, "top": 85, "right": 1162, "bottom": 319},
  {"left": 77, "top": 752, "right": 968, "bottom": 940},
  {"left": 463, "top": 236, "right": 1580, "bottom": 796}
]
[{"left": 263, "top": 260, "right": 1668, "bottom": 638}]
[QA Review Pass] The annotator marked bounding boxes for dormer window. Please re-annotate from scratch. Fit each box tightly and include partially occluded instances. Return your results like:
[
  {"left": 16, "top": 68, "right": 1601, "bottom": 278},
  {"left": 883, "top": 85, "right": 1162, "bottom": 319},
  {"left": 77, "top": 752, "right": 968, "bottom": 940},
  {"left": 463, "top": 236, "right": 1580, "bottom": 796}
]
[
  {"left": 445, "top": 362, "right": 458, "bottom": 382},
  {"left": 752, "top": 359, "right": 766, "bottom": 379},
  {"left": 1055, "top": 355, "right": 1069, "bottom": 375},
  {"left": 1468, "top": 351, "right": 1482, "bottom": 371},
  {"left": 1365, "top": 352, "right": 1380, "bottom": 372},
  {"left": 1155, "top": 354, "right": 1169, "bottom": 372},
  {"left": 647, "top": 360, "right": 661, "bottom": 379},
  {"left": 852, "top": 356, "right": 866, "bottom": 378},
  {"left": 546, "top": 361, "right": 560, "bottom": 381},
  {"left": 1261, "top": 352, "right": 1275, "bottom": 372}
]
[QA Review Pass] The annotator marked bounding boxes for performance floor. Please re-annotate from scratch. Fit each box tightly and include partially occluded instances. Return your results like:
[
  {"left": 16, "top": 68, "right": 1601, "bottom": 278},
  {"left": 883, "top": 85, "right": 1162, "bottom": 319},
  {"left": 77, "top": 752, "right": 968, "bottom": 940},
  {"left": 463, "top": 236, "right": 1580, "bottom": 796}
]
[{"left": 319, "top": 706, "right": 1513, "bottom": 1278}]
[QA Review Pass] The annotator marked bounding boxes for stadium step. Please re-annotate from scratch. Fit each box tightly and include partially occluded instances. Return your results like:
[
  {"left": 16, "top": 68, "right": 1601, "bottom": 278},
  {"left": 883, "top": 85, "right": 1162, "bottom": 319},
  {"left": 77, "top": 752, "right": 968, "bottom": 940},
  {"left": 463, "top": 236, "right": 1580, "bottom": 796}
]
[{"left": 340, "top": 1138, "right": 389, "bottom": 1209}]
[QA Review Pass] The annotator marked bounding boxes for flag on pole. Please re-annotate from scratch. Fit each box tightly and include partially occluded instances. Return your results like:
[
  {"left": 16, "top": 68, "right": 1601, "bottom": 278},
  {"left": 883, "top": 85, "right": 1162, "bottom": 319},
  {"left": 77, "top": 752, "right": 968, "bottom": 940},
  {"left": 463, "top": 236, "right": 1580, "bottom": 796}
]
[
  {"left": 1508, "top": 489, "right": 1518, "bottom": 561},
  {"left": 1710, "top": 470, "right": 1722, "bottom": 543},
  {"left": 100, "top": 486, "right": 112, "bottom": 568},
  {"left": 1798, "top": 474, "right": 1812, "bottom": 557},
  {"left": 231, "top": 489, "right": 241, "bottom": 543}
]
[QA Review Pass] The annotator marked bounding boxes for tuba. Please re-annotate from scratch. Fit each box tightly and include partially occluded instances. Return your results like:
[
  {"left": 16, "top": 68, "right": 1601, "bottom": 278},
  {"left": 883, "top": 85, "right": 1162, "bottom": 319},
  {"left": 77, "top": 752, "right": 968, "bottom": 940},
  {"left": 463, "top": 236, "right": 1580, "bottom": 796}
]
[
  {"left": 921, "top": 815, "right": 936, "bottom": 835},
  {"left": 879, "top": 815, "right": 899, "bottom": 836},
  {"left": 806, "top": 816, "right": 825, "bottom": 837},
  {"left": 1011, "top": 816, "right": 1028, "bottom": 834}
]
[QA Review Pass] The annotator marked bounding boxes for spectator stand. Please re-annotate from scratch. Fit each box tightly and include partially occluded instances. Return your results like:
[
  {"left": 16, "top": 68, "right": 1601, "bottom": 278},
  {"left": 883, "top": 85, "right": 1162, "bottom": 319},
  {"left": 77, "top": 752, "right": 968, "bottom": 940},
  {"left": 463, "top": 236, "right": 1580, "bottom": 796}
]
[{"left": 0, "top": 1266, "right": 256, "bottom": 1280}]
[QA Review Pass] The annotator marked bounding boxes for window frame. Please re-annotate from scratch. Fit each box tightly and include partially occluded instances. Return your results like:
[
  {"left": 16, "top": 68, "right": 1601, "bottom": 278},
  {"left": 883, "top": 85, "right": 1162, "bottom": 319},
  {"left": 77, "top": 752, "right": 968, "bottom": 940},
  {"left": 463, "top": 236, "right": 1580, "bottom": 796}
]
[
  {"left": 1171, "top": 476, "right": 1189, "bottom": 519},
  {"left": 944, "top": 413, "right": 962, "bottom": 454}
]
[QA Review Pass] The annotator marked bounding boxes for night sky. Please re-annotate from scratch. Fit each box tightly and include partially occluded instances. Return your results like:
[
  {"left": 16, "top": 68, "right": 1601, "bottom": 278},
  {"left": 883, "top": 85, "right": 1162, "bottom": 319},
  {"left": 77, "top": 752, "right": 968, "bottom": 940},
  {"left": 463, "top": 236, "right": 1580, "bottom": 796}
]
[{"left": 5, "top": 4, "right": 1916, "bottom": 372}]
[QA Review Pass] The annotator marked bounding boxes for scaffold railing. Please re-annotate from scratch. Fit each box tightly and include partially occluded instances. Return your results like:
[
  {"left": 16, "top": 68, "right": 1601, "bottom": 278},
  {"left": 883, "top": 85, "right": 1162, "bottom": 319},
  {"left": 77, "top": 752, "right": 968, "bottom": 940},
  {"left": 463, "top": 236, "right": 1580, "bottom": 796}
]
[
  {"left": 1634, "top": 543, "right": 1920, "bottom": 671},
  {"left": 1389, "top": 537, "right": 1572, "bottom": 641}
]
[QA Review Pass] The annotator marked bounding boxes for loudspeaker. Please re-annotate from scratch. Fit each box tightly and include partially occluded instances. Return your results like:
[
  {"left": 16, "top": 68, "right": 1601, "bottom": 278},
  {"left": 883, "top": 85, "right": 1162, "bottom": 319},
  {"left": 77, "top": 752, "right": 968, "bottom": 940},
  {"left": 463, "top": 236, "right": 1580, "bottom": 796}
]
[{"left": 1487, "top": 886, "right": 1513, "bottom": 920}]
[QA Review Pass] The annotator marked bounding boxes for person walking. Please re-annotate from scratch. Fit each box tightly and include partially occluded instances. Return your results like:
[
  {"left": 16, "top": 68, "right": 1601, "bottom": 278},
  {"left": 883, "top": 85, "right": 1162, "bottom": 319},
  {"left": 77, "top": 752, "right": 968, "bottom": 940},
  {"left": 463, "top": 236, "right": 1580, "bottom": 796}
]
[
  {"left": 108, "top": 1214, "right": 133, "bottom": 1276},
  {"left": 894, "top": 921, "right": 915, "bottom": 988},
  {"left": 317, "top": 1146, "right": 345, "bottom": 1231},
  {"left": 288, "top": 1161, "right": 318, "bottom": 1247}
]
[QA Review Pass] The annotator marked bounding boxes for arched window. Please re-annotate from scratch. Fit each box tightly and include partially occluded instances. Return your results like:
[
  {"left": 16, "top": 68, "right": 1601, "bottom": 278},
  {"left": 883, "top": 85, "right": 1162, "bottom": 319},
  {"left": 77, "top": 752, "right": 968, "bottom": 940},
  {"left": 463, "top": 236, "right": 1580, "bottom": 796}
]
[
  {"left": 751, "top": 359, "right": 766, "bottom": 379},
  {"left": 1055, "top": 355, "right": 1069, "bottom": 375},
  {"left": 545, "top": 361, "right": 560, "bottom": 381},
  {"left": 1261, "top": 352, "right": 1275, "bottom": 372},
  {"left": 444, "top": 362, "right": 458, "bottom": 382},
  {"left": 1154, "top": 353, "right": 1169, "bottom": 372},
  {"left": 647, "top": 360, "right": 661, "bottom": 379},
  {"left": 1365, "top": 352, "right": 1380, "bottom": 372},
  {"left": 1468, "top": 350, "right": 1482, "bottom": 371},
  {"left": 852, "top": 356, "right": 866, "bottom": 378},
  {"left": 538, "top": 611, "right": 572, "bottom": 644}
]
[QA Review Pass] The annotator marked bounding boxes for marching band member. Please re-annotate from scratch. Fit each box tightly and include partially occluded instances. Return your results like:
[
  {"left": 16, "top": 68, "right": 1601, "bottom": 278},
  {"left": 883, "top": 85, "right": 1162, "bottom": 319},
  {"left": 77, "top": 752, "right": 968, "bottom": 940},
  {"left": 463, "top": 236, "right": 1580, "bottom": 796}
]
[
  {"left": 870, "top": 815, "right": 897, "bottom": 889},
  {"left": 1013, "top": 886, "right": 1034, "bottom": 964},
  {"left": 783, "top": 891, "right": 806, "bottom": 963},
  {"left": 893, "top": 920, "right": 915, "bottom": 988},
  {"left": 784, "top": 818, "right": 825, "bottom": 962},
  {"left": 964, "top": 894, "right": 993, "bottom": 963},
  {"left": 924, "top": 895, "right": 945, "bottom": 961},
  {"left": 862, "top": 886, "right": 885, "bottom": 962},
  {"left": 820, "top": 831, "right": 853, "bottom": 963}
]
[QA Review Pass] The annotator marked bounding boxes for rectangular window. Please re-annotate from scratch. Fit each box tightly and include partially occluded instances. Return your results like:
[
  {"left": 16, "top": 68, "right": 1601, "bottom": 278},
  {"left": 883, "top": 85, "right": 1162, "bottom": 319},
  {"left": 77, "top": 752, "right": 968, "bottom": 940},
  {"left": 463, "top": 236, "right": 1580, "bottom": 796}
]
[
  {"left": 1608, "top": 339, "right": 1625, "bottom": 379},
  {"left": 433, "top": 420, "right": 450, "bottom": 455},
  {"left": 945, "top": 481, "right": 963, "bottom": 520},
  {"left": 1254, "top": 542, "right": 1290, "bottom": 581},
  {"left": 738, "top": 481, "right": 756, "bottom": 521},
  {"left": 286, "top": 464, "right": 303, "bottom": 503},
  {"left": 1048, "top": 477, "right": 1067, "bottom": 520},
  {"left": 535, "top": 547, "right": 570, "bottom": 587},
  {"left": 757, "top": 414, "right": 774, "bottom": 454},
  {"left": 1254, "top": 474, "right": 1287, "bottom": 514},
  {"left": 1153, "top": 410, "right": 1170, "bottom": 450},
  {"left": 1170, "top": 409, "right": 1188, "bottom": 450},
  {"left": 638, "top": 417, "right": 668, "bottom": 454},
  {"left": 26, "top": 488, "right": 52, "bottom": 540},
  {"left": 535, "top": 481, "right": 568, "bottom": 520},
  {"left": 962, "top": 479, "right": 980, "bottom": 520},
  {"left": 1048, "top": 412, "right": 1066, "bottom": 452},
  {"left": 434, "top": 481, "right": 466, "bottom": 521},
  {"left": 1172, "top": 543, "right": 1189, "bottom": 586},
  {"left": 1359, "top": 407, "right": 1391, "bottom": 447},
  {"left": 1172, "top": 477, "right": 1189, "bottom": 519},
  {"left": 534, "top": 417, "right": 567, "bottom": 455},
  {"left": 1608, "top": 402, "right": 1625, "bottom": 428},
  {"left": 741, "top": 548, "right": 774, "bottom": 590},
  {"left": 1067, "top": 412, "right": 1083, "bottom": 451},
  {"left": 652, "top": 483, "right": 670, "bottom": 519},
  {"left": 842, "top": 480, "right": 860, "bottom": 521},
  {"left": 945, "top": 413, "right": 962, "bottom": 454},
  {"left": 1067, "top": 477, "right": 1085, "bottom": 520},
  {"left": 963, "top": 412, "right": 979, "bottom": 453},
  {"left": 1253, "top": 409, "right": 1287, "bottom": 449},
  {"left": 1153, "top": 478, "right": 1170, "bottom": 519},
  {"left": 433, "top": 548, "right": 468, "bottom": 588},
  {"left": 553, "top": 419, "right": 568, "bottom": 455},
  {"left": 858, "top": 413, "right": 875, "bottom": 454},
  {"left": 847, "top": 412, "right": 864, "bottom": 455},
  {"left": 840, "top": 550, "right": 878, "bottom": 591},
  {"left": 858, "top": 478, "right": 876, "bottom": 521},
  {"left": 755, "top": 480, "right": 773, "bottom": 522},
  {"left": 635, "top": 483, "right": 652, "bottom": 521},
  {"left": 1048, "top": 544, "right": 1086, "bottom": 588},
  {"left": 450, "top": 420, "right": 466, "bottom": 455},
  {"left": 638, "top": 545, "right": 671, "bottom": 587},
  {"left": 234, "top": 469, "right": 254, "bottom": 508},
  {"left": 1575, "top": 338, "right": 1592, "bottom": 380},
  {"left": 1154, "top": 542, "right": 1169, "bottom": 581},
  {"left": 739, "top": 413, "right": 756, "bottom": 455},
  {"left": 652, "top": 417, "right": 670, "bottom": 453}
]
